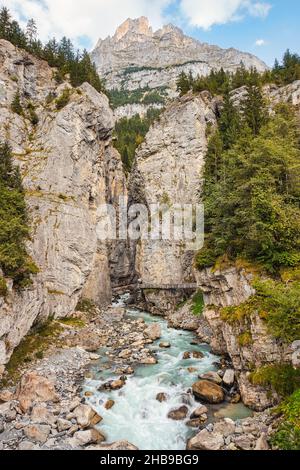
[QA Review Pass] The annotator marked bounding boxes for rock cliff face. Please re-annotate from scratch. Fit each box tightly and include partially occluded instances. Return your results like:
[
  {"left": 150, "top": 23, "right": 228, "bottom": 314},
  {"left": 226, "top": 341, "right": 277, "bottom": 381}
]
[
  {"left": 0, "top": 39, "right": 127, "bottom": 371},
  {"left": 194, "top": 266, "right": 294, "bottom": 411},
  {"left": 130, "top": 91, "right": 218, "bottom": 313},
  {"left": 92, "top": 17, "right": 268, "bottom": 94}
]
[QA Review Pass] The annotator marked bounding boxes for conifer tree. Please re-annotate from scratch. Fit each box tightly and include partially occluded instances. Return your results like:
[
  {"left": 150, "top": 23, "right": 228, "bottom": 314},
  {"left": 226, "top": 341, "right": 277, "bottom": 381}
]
[
  {"left": 242, "top": 85, "right": 267, "bottom": 135},
  {"left": 26, "top": 18, "right": 37, "bottom": 45},
  {"left": 0, "top": 6, "right": 10, "bottom": 38},
  {"left": 219, "top": 87, "right": 241, "bottom": 149},
  {"left": 176, "top": 72, "right": 191, "bottom": 96}
]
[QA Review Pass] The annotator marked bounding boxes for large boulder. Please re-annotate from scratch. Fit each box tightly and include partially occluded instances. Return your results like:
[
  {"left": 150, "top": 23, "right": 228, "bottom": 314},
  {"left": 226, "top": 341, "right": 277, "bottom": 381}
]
[
  {"left": 144, "top": 323, "right": 161, "bottom": 341},
  {"left": 192, "top": 380, "right": 225, "bottom": 404},
  {"left": 87, "top": 440, "right": 138, "bottom": 450},
  {"left": 17, "top": 372, "right": 59, "bottom": 412},
  {"left": 73, "top": 404, "right": 102, "bottom": 428},
  {"left": 31, "top": 405, "right": 57, "bottom": 427},
  {"left": 167, "top": 406, "right": 188, "bottom": 421},
  {"left": 199, "top": 371, "right": 222, "bottom": 385},
  {"left": 187, "top": 429, "right": 224, "bottom": 451},
  {"left": 24, "top": 424, "right": 51, "bottom": 444},
  {"left": 73, "top": 429, "right": 105, "bottom": 446},
  {"left": 223, "top": 369, "right": 235, "bottom": 387},
  {"left": 213, "top": 418, "right": 235, "bottom": 437}
]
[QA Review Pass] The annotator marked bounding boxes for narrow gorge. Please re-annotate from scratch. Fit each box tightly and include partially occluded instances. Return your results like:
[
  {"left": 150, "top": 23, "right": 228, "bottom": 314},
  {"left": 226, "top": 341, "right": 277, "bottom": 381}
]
[{"left": 0, "top": 12, "right": 300, "bottom": 453}]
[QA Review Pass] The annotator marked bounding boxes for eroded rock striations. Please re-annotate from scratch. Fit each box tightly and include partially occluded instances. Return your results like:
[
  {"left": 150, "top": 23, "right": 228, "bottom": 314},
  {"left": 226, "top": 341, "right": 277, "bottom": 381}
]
[{"left": 0, "top": 39, "right": 128, "bottom": 372}]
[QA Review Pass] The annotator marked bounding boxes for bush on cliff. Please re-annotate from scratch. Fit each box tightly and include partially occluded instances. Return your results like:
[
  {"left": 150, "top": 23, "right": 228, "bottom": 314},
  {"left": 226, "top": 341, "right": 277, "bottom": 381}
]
[
  {"left": 0, "top": 142, "right": 38, "bottom": 288},
  {"left": 271, "top": 389, "right": 300, "bottom": 450},
  {"left": 221, "top": 278, "right": 300, "bottom": 342}
]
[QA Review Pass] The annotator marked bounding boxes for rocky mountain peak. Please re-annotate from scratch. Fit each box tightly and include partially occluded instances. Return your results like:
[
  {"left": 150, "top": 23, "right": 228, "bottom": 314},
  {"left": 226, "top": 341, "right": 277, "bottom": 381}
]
[
  {"left": 114, "top": 16, "right": 153, "bottom": 41},
  {"left": 156, "top": 23, "right": 184, "bottom": 37},
  {"left": 92, "top": 17, "right": 268, "bottom": 95}
]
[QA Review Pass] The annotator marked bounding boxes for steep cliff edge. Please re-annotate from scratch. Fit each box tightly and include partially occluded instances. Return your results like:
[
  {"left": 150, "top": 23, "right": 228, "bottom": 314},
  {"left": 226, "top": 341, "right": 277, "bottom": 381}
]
[
  {"left": 0, "top": 39, "right": 127, "bottom": 372},
  {"left": 130, "top": 91, "right": 219, "bottom": 313}
]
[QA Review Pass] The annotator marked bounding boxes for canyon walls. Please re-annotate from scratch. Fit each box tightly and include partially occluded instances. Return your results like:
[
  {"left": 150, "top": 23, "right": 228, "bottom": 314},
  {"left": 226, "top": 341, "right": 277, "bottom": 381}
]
[{"left": 0, "top": 39, "right": 127, "bottom": 371}]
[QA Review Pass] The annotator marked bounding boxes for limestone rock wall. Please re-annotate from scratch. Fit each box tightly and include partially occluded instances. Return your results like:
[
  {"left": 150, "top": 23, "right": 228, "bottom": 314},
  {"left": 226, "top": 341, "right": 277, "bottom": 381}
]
[
  {"left": 0, "top": 40, "right": 127, "bottom": 370},
  {"left": 130, "top": 92, "right": 218, "bottom": 313}
]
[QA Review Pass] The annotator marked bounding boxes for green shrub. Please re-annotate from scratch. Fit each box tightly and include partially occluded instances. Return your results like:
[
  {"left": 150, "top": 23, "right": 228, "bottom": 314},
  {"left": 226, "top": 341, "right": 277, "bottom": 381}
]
[
  {"left": 250, "top": 364, "right": 300, "bottom": 398},
  {"left": 0, "top": 276, "right": 8, "bottom": 297},
  {"left": 271, "top": 424, "right": 300, "bottom": 450},
  {"left": 221, "top": 278, "right": 300, "bottom": 342},
  {"left": 195, "top": 244, "right": 218, "bottom": 270},
  {"left": 11, "top": 92, "right": 23, "bottom": 116},
  {"left": 271, "top": 390, "right": 300, "bottom": 450},
  {"left": 27, "top": 102, "right": 39, "bottom": 125},
  {"left": 238, "top": 331, "right": 253, "bottom": 347},
  {"left": 56, "top": 88, "right": 71, "bottom": 110},
  {"left": 76, "top": 298, "right": 97, "bottom": 313},
  {"left": 191, "top": 291, "right": 204, "bottom": 316},
  {"left": 253, "top": 278, "right": 300, "bottom": 342}
]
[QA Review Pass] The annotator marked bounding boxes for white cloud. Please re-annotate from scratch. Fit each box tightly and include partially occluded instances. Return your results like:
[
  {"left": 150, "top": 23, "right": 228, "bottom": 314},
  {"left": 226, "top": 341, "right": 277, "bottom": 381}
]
[
  {"left": 1, "top": 0, "right": 272, "bottom": 48},
  {"left": 255, "top": 38, "right": 266, "bottom": 46},
  {"left": 179, "top": 0, "right": 272, "bottom": 30},
  {"left": 2, "top": 0, "right": 172, "bottom": 47}
]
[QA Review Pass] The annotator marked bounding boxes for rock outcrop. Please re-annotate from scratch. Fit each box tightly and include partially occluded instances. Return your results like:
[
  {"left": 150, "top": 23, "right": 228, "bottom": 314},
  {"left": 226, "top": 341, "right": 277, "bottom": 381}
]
[
  {"left": 92, "top": 17, "right": 267, "bottom": 94},
  {"left": 130, "top": 91, "right": 218, "bottom": 313},
  {"left": 195, "top": 265, "right": 292, "bottom": 410},
  {"left": 0, "top": 39, "right": 128, "bottom": 371}
]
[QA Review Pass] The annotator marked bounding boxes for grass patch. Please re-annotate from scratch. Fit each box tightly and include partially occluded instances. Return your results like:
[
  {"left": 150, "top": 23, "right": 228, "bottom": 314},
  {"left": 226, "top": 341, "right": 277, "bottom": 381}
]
[
  {"left": 0, "top": 276, "right": 8, "bottom": 297},
  {"left": 1, "top": 320, "right": 63, "bottom": 386},
  {"left": 45, "top": 92, "right": 56, "bottom": 105},
  {"left": 191, "top": 291, "right": 204, "bottom": 316},
  {"left": 250, "top": 364, "right": 300, "bottom": 398},
  {"left": 59, "top": 317, "right": 86, "bottom": 328},
  {"left": 56, "top": 88, "right": 72, "bottom": 110},
  {"left": 76, "top": 298, "right": 97, "bottom": 314},
  {"left": 238, "top": 331, "right": 253, "bottom": 347},
  {"left": 47, "top": 289, "right": 65, "bottom": 296},
  {"left": 221, "top": 278, "right": 300, "bottom": 342}
]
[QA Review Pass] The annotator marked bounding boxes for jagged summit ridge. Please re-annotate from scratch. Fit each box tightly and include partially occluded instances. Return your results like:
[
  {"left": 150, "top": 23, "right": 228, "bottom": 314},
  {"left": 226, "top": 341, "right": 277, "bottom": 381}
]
[
  {"left": 114, "top": 17, "right": 153, "bottom": 40},
  {"left": 91, "top": 16, "right": 268, "bottom": 93}
]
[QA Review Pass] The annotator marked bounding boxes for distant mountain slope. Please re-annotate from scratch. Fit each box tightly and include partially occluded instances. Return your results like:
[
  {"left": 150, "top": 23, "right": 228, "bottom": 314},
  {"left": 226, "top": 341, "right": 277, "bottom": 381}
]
[{"left": 91, "top": 16, "right": 268, "bottom": 95}]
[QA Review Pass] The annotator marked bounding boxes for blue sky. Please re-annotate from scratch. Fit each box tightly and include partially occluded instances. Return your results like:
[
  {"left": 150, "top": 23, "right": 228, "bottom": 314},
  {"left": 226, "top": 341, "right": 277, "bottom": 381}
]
[
  {"left": 3, "top": 0, "right": 300, "bottom": 66},
  {"left": 174, "top": 1, "right": 300, "bottom": 66}
]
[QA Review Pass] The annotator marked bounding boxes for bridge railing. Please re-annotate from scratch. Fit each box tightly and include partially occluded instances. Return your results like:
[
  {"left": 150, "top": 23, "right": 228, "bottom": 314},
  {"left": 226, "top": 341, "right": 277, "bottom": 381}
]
[{"left": 139, "top": 283, "right": 197, "bottom": 290}]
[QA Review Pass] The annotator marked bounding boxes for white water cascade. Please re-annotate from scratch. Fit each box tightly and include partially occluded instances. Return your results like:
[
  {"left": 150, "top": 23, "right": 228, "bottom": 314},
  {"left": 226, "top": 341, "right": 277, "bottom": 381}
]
[{"left": 84, "top": 296, "right": 251, "bottom": 450}]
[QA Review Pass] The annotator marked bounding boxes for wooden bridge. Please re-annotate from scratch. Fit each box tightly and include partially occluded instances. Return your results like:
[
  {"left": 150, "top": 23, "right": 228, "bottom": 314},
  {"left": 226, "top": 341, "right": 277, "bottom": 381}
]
[{"left": 139, "top": 283, "right": 197, "bottom": 290}]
